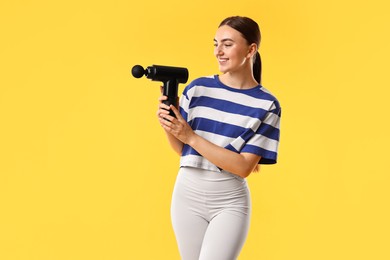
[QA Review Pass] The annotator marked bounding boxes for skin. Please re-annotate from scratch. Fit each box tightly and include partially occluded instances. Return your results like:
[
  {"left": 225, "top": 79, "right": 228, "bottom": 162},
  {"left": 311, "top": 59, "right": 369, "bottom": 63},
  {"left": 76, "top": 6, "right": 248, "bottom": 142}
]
[{"left": 157, "top": 25, "right": 261, "bottom": 178}]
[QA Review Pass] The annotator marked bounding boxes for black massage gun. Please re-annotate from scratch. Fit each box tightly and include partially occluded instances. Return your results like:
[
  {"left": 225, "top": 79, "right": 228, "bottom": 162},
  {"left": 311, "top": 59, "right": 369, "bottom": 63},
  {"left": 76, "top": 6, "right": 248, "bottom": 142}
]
[{"left": 131, "top": 64, "right": 189, "bottom": 117}]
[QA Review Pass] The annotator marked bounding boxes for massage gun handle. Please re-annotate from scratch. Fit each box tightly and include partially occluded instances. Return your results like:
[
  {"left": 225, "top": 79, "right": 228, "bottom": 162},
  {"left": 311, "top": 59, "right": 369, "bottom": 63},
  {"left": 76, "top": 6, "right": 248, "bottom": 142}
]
[
  {"left": 162, "top": 96, "right": 177, "bottom": 118},
  {"left": 162, "top": 79, "right": 179, "bottom": 118}
]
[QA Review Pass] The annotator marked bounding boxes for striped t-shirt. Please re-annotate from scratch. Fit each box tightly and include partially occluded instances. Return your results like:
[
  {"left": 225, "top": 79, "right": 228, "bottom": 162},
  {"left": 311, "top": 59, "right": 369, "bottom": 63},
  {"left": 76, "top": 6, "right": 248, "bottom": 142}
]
[{"left": 179, "top": 75, "right": 281, "bottom": 172}]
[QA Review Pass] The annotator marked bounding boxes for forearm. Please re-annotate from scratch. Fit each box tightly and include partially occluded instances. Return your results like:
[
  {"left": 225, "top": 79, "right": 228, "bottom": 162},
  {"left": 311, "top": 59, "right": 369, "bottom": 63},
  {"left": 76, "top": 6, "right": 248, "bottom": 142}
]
[
  {"left": 164, "top": 129, "right": 184, "bottom": 155},
  {"left": 187, "top": 134, "right": 258, "bottom": 178}
]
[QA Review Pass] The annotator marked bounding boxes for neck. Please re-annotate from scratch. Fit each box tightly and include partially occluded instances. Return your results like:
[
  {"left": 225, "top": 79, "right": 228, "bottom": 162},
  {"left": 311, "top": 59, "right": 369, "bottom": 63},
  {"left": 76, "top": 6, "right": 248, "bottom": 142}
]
[{"left": 219, "top": 70, "right": 259, "bottom": 90}]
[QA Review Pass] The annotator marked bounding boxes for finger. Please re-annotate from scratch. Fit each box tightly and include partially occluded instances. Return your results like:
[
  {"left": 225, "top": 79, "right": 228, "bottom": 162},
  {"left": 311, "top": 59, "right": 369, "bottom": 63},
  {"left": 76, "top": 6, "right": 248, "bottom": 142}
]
[
  {"left": 157, "top": 103, "right": 170, "bottom": 116},
  {"left": 159, "top": 120, "right": 171, "bottom": 131},
  {"left": 161, "top": 123, "right": 175, "bottom": 134},
  {"left": 158, "top": 117, "right": 169, "bottom": 126},
  {"left": 161, "top": 112, "right": 175, "bottom": 123},
  {"left": 158, "top": 108, "right": 170, "bottom": 115},
  {"left": 159, "top": 117, "right": 175, "bottom": 130},
  {"left": 158, "top": 102, "right": 171, "bottom": 111},
  {"left": 170, "top": 105, "right": 182, "bottom": 119},
  {"left": 157, "top": 110, "right": 168, "bottom": 118},
  {"left": 158, "top": 95, "right": 168, "bottom": 102}
]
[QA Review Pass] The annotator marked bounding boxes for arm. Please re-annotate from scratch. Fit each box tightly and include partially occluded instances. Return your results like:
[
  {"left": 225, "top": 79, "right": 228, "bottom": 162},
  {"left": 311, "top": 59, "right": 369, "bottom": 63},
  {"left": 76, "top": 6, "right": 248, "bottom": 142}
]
[
  {"left": 162, "top": 129, "right": 184, "bottom": 155},
  {"left": 186, "top": 134, "right": 261, "bottom": 178},
  {"left": 158, "top": 104, "right": 261, "bottom": 178}
]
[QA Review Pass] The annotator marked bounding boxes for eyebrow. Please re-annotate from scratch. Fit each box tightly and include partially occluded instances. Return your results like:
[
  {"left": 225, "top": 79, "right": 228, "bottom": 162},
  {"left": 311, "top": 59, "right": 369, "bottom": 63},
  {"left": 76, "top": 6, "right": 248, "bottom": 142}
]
[{"left": 213, "top": 38, "right": 234, "bottom": 43}]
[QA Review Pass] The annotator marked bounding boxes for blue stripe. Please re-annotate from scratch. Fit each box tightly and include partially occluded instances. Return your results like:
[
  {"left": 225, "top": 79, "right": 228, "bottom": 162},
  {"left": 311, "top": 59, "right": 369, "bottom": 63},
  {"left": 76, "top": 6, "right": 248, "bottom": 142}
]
[
  {"left": 241, "top": 128, "right": 256, "bottom": 142},
  {"left": 257, "top": 123, "right": 280, "bottom": 140},
  {"left": 182, "top": 144, "right": 200, "bottom": 156},
  {"left": 183, "top": 144, "right": 277, "bottom": 164},
  {"left": 241, "top": 145, "right": 278, "bottom": 164},
  {"left": 189, "top": 96, "right": 269, "bottom": 119},
  {"left": 225, "top": 144, "right": 239, "bottom": 153}
]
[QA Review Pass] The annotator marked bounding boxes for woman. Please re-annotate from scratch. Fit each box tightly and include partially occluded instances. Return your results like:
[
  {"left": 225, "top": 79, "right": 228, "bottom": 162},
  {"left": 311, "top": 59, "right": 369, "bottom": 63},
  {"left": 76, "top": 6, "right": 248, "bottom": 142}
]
[{"left": 157, "top": 16, "right": 281, "bottom": 260}]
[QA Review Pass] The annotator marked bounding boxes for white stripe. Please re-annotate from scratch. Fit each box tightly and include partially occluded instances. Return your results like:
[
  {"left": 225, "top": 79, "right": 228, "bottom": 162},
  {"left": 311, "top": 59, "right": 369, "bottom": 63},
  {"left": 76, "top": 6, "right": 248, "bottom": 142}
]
[
  {"left": 188, "top": 106, "right": 261, "bottom": 131},
  {"left": 247, "top": 134, "right": 279, "bottom": 152},
  {"left": 260, "top": 86, "right": 272, "bottom": 95},
  {"left": 179, "top": 95, "right": 190, "bottom": 114},
  {"left": 263, "top": 111, "right": 281, "bottom": 129},
  {"left": 180, "top": 154, "right": 220, "bottom": 171},
  {"left": 230, "top": 136, "right": 246, "bottom": 151},
  {"left": 198, "top": 128, "right": 278, "bottom": 153},
  {"left": 187, "top": 85, "right": 274, "bottom": 111}
]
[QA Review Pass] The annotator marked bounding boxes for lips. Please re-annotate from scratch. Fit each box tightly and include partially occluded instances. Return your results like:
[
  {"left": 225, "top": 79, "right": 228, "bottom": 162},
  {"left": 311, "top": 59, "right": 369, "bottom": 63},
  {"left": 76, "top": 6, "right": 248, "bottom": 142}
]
[{"left": 218, "top": 57, "right": 229, "bottom": 64}]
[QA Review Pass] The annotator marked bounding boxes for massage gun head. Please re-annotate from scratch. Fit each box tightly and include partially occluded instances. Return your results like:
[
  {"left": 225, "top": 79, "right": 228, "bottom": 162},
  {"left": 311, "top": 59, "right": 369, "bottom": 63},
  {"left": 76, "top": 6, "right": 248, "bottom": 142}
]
[
  {"left": 131, "top": 65, "right": 189, "bottom": 84},
  {"left": 131, "top": 65, "right": 146, "bottom": 78}
]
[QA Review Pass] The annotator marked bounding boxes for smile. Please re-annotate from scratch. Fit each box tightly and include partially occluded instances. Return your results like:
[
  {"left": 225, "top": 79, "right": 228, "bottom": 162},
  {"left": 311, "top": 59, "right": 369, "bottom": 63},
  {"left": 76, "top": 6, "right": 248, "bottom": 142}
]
[{"left": 218, "top": 58, "right": 229, "bottom": 63}]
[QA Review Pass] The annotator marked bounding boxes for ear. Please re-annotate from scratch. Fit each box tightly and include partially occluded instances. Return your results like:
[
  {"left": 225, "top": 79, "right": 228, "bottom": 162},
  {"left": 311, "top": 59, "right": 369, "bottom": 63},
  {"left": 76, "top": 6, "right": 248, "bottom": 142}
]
[{"left": 246, "top": 43, "right": 258, "bottom": 59}]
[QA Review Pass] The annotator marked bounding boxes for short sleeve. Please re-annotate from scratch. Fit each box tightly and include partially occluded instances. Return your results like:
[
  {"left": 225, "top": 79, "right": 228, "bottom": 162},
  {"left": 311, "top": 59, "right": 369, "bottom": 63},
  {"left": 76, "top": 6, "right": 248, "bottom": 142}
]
[{"left": 241, "top": 106, "right": 281, "bottom": 164}]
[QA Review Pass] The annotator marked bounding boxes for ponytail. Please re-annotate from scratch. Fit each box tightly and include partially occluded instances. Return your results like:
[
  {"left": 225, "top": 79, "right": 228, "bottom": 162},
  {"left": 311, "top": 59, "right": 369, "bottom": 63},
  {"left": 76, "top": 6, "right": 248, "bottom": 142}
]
[{"left": 253, "top": 52, "right": 262, "bottom": 84}]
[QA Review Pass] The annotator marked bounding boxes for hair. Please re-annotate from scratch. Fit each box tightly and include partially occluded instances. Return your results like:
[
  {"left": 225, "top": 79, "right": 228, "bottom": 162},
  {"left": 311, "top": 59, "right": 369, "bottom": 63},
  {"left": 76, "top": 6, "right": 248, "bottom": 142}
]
[{"left": 219, "top": 16, "right": 262, "bottom": 84}]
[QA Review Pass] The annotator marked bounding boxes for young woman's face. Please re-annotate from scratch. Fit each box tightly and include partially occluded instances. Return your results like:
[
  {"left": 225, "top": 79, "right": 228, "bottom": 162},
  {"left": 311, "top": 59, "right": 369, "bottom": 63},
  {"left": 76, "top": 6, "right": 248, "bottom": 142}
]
[{"left": 214, "top": 25, "right": 254, "bottom": 74}]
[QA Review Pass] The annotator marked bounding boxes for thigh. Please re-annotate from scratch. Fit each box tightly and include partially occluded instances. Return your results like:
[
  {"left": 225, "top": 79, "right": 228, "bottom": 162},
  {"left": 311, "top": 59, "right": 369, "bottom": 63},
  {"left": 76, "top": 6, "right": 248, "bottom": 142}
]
[
  {"left": 199, "top": 211, "right": 250, "bottom": 260},
  {"left": 171, "top": 174, "right": 209, "bottom": 260},
  {"left": 171, "top": 208, "right": 208, "bottom": 260}
]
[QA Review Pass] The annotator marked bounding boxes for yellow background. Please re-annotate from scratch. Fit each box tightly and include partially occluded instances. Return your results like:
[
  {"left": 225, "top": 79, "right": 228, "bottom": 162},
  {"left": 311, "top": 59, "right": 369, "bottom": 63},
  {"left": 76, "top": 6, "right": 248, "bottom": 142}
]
[{"left": 1, "top": 0, "right": 389, "bottom": 259}]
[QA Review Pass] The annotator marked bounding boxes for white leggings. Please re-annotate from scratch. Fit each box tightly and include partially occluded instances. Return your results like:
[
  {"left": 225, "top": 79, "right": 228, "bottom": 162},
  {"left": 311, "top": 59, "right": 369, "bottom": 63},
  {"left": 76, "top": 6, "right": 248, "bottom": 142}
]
[{"left": 171, "top": 167, "right": 251, "bottom": 260}]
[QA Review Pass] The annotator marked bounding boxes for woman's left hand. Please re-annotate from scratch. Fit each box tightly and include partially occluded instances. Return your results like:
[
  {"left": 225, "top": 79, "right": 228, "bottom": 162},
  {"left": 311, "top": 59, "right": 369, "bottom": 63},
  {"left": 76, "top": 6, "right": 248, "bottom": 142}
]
[{"left": 158, "top": 105, "right": 195, "bottom": 145}]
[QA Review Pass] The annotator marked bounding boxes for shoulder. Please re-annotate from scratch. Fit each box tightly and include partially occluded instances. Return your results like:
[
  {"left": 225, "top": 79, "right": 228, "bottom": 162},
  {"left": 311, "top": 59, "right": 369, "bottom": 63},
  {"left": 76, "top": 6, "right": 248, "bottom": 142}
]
[
  {"left": 187, "top": 75, "right": 217, "bottom": 88},
  {"left": 257, "top": 86, "right": 281, "bottom": 110},
  {"left": 183, "top": 75, "right": 218, "bottom": 95},
  {"left": 255, "top": 86, "right": 278, "bottom": 101}
]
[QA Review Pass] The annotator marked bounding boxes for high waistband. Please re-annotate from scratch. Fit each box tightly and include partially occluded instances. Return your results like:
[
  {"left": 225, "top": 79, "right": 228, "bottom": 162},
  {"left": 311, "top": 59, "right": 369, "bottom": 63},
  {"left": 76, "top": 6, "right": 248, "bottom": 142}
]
[{"left": 177, "top": 166, "right": 247, "bottom": 192}]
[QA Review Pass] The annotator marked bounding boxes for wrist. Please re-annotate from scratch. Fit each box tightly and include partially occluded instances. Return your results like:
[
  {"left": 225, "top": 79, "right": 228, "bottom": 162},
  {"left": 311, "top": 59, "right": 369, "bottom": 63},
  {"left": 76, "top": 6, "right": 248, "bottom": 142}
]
[{"left": 186, "top": 131, "right": 198, "bottom": 147}]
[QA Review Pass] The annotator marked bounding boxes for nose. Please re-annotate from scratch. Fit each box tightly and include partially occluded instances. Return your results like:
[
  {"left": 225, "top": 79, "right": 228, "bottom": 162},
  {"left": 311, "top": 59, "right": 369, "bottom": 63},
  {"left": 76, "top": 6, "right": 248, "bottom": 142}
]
[{"left": 214, "top": 45, "right": 223, "bottom": 56}]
